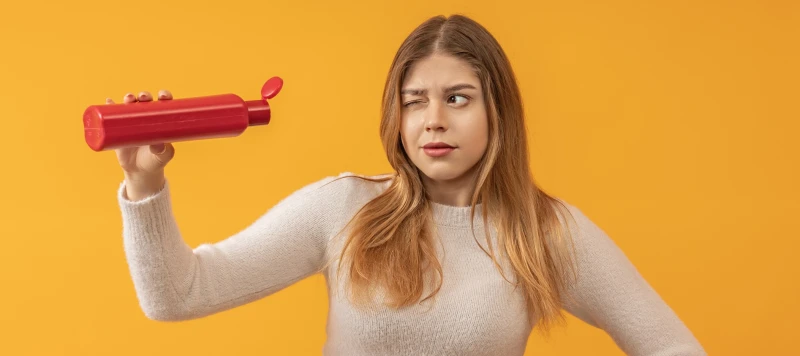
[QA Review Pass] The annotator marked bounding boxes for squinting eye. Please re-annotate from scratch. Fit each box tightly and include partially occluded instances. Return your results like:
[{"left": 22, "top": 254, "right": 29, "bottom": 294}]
[
  {"left": 403, "top": 101, "right": 422, "bottom": 107},
  {"left": 448, "top": 95, "right": 469, "bottom": 105}
]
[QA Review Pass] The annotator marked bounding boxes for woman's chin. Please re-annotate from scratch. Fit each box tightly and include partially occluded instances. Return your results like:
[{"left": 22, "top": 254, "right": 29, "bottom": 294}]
[{"left": 418, "top": 167, "right": 470, "bottom": 183}]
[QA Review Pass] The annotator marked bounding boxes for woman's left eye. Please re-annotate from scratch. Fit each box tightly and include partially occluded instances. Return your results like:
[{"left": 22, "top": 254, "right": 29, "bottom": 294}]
[{"left": 448, "top": 95, "right": 469, "bottom": 105}]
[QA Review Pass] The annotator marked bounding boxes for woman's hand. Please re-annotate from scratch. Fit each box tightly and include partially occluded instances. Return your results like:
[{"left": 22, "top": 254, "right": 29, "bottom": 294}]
[{"left": 107, "top": 90, "right": 176, "bottom": 201}]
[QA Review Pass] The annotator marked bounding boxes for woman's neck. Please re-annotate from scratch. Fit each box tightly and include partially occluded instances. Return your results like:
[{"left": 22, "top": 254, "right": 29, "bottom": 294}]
[{"left": 421, "top": 168, "right": 479, "bottom": 207}]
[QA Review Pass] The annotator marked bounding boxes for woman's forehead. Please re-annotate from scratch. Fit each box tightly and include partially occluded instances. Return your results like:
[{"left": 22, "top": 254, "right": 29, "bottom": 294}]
[{"left": 402, "top": 55, "right": 481, "bottom": 92}]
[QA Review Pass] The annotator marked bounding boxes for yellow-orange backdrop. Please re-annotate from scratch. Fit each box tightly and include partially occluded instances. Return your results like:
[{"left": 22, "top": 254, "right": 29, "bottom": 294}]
[{"left": 1, "top": 0, "right": 797, "bottom": 355}]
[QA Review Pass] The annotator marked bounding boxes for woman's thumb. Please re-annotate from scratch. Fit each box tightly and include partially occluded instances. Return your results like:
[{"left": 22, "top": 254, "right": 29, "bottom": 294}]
[{"left": 149, "top": 143, "right": 175, "bottom": 163}]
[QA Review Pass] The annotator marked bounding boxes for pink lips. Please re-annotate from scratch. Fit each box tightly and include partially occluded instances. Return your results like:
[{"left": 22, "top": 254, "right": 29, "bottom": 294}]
[{"left": 423, "top": 142, "right": 455, "bottom": 157}]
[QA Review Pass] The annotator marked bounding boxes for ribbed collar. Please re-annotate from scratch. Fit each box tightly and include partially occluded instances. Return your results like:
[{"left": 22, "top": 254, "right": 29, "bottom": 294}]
[{"left": 430, "top": 201, "right": 487, "bottom": 228}]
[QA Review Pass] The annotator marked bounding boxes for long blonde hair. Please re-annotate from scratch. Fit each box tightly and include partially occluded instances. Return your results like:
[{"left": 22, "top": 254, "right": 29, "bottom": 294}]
[{"left": 332, "top": 14, "right": 577, "bottom": 333}]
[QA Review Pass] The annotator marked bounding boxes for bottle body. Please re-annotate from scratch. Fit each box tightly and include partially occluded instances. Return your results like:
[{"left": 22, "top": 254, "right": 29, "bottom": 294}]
[{"left": 84, "top": 94, "right": 267, "bottom": 151}]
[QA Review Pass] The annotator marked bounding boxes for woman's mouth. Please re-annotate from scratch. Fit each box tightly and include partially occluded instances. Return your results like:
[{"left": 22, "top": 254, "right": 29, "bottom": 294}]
[{"left": 423, "top": 142, "right": 456, "bottom": 157}]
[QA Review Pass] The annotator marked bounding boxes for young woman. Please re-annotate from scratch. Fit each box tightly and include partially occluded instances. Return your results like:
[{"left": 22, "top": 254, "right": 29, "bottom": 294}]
[{"left": 110, "top": 14, "right": 706, "bottom": 356}]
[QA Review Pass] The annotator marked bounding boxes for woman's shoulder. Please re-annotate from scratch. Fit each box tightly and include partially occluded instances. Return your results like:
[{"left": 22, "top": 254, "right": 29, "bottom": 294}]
[
  {"left": 547, "top": 197, "right": 593, "bottom": 230},
  {"left": 258, "top": 171, "right": 394, "bottom": 231},
  {"left": 289, "top": 171, "right": 395, "bottom": 208}
]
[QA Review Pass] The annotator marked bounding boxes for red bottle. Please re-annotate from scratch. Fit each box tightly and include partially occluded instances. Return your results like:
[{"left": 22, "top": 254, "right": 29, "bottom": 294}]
[{"left": 83, "top": 76, "right": 284, "bottom": 151}]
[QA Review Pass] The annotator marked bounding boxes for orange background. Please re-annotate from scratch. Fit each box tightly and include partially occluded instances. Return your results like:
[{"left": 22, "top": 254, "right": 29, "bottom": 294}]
[{"left": 1, "top": 0, "right": 797, "bottom": 355}]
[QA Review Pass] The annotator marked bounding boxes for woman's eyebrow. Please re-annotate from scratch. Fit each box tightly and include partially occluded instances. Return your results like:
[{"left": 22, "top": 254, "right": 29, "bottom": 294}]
[
  {"left": 400, "top": 88, "right": 426, "bottom": 96},
  {"left": 443, "top": 83, "right": 477, "bottom": 94},
  {"left": 400, "top": 83, "right": 478, "bottom": 96}
]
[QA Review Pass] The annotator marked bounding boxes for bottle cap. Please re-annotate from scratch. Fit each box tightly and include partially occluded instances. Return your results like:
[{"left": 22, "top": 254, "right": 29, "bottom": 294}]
[{"left": 247, "top": 77, "right": 284, "bottom": 126}]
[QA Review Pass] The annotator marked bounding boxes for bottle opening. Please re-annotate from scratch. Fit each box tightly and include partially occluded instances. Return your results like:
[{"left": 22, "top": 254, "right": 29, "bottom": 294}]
[{"left": 246, "top": 100, "right": 271, "bottom": 126}]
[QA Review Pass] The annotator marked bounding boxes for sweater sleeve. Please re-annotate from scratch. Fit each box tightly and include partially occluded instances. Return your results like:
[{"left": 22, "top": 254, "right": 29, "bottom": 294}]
[
  {"left": 559, "top": 203, "right": 707, "bottom": 356},
  {"left": 117, "top": 175, "right": 348, "bottom": 322}
]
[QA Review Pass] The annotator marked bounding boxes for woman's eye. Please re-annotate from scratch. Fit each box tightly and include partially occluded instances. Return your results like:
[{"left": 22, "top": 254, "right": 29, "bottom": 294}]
[
  {"left": 403, "top": 100, "right": 422, "bottom": 107},
  {"left": 448, "top": 95, "right": 469, "bottom": 105}
]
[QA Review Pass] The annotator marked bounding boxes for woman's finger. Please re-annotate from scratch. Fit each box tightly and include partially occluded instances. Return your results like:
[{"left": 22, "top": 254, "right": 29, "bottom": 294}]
[
  {"left": 157, "top": 89, "right": 173, "bottom": 100},
  {"left": 138, "top": 91, "right": 153, "bottom": 102},
  {"left": 123, "top": 93, "right": 138, "bottom": 104},
  {"left": 106, "top": 98, "right": 115, "bottom": 105}
]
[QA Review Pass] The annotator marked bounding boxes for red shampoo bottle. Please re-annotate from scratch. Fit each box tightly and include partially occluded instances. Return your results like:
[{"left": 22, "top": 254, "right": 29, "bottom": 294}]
[{"left": 83, "top": 76, "right": 283, "bottom": 151}]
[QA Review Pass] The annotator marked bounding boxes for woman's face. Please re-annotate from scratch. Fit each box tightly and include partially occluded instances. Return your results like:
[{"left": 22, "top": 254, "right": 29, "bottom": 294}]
[{"left": 400, "top": 53, "right": 489, "bottom": 184}]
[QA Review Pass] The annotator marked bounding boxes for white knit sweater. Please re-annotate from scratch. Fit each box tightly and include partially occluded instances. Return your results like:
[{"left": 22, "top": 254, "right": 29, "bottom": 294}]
[{"left": 117, "top": 172, "right": 706, "bottom": 355}]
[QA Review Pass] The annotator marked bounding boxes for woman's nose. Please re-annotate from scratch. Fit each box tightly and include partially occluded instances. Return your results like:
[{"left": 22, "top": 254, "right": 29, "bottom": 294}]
[{"left": 424, "top": 103, "right": 448, "bottom": 132}]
